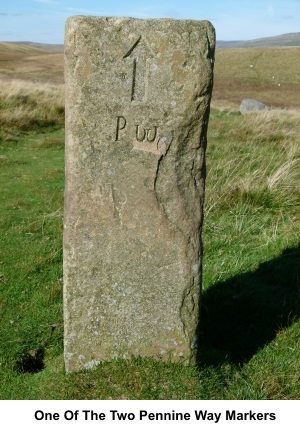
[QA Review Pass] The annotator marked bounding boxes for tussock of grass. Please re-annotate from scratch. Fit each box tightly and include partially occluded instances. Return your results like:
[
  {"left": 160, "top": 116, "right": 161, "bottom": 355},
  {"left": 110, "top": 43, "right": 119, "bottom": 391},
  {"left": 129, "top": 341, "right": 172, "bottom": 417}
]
[
  {"left": 198, "top": 108, "right": 300, "bottom": 399},
  {"left": 206, "top": 109, "right": 300, "bottom": 216},
  {"left": 0, "top": 79, "right": 64, "bottom": 140}
]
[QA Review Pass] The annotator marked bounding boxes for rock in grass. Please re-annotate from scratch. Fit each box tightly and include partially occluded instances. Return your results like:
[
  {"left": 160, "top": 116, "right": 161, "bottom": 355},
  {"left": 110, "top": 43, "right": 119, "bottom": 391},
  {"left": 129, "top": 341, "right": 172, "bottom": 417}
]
[
  {"left": 64, "top": 16, "right": 215, "bottom": 372},
  {"left": 240, "top": 99, "right": 268, "bottom": 114}
]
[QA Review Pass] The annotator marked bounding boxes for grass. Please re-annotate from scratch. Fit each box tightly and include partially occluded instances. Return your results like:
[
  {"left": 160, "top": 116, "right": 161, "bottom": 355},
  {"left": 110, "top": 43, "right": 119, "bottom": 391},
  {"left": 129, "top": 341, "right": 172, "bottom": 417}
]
[
  {"left": 0, "top": 42, "right": 64, "bottom": 83},
  {"left": 0, "top": 79, "right": 64, "bottom": 141},
  {"left": 0, "top": 44, "right": 300, "bottom": 399},
  {"left": 213, "top": 47, "right": 300, "bottom": 109},
  {"left": 199, "top": 108, "right": 300, "bottom": 399}
]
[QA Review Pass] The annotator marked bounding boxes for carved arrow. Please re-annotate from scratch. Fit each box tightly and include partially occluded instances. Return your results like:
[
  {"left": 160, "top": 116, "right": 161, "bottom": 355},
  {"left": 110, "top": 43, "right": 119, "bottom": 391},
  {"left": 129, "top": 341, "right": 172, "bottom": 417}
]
[{"left": 123, "top": 36, "right": 152, "bottom": 102}]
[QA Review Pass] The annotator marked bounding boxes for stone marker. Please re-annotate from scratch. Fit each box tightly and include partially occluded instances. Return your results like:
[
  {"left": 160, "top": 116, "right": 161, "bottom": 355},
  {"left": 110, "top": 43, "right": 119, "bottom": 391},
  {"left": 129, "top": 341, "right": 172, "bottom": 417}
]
[
  {"left": 240, "top": 98, "right": 268, "bottom": 114},
  {"left": 64, "top": 16, "right": 215, "bottom": 372}
]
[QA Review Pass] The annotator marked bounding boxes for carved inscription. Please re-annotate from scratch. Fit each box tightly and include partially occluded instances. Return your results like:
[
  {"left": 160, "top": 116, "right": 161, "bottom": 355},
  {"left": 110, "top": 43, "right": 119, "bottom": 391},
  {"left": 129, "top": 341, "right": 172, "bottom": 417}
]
[
  {"left": 135, "top": 125, "right": 158, "bottom": 142},
  {"left": 123, "top": 36, "right": 152, "bottom": 102},
  {"left": 123, "top": 36, "right": 140, "bottom": 101},
  {"left": 115, "top": 116, "right": 166, "bottom": 155},
  {"left": 115, "top": 116, "right": 158, "bottom": 143},
  {"left": 115, "top": 116, "right": 127, "bottom": 141}
]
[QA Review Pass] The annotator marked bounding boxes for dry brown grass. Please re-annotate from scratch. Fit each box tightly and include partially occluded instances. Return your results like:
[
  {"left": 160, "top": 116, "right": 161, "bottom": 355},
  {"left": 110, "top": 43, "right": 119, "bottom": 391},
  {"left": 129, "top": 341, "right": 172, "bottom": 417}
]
[
  {"left": 0, "top": 79, "right": 64, "bottom": 136},
  {"left": 205, "top": 108, "right": 300, "bottom": 218},
  {"left": 0, "top": 44, "right": 64, "bottom": 137},
  {"left": 1, "top": 42, "right": 299, "bottom": 108},
  {"left": 213, "top": 47, "right": 300, "bottom": 109},
  {"left": 0, "top": 42, "right": 64, "bottom": 84}
]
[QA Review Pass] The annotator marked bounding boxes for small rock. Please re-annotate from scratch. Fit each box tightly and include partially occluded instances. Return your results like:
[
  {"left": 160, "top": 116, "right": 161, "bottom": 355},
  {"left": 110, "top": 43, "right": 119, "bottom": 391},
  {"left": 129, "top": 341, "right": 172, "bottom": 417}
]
[{"left": 240, "top": 99, "right": 268, "bottom": 115}]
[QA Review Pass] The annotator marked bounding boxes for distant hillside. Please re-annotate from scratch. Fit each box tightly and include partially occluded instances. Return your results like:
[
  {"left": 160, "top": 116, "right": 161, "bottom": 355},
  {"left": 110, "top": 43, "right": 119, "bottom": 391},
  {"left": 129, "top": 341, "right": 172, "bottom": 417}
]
[
  {"left": 0, "top": 42, "right": 64, "bottom": 83},
  {"left": 213, "top": 46, "right": 300, "bottom": 109},
  {"left": 3, "top": 33, "right": 300, "bottom": 51},
  {"left": 0, "top": 42, "right": 47, "bottom": 59},
  {"left": 217, "top": 32, "right": 300, "bottom": 48},
  {"left": 1, "top": 41, "right": 64, "bottom": 52},
  {"left": 1, "top": 40, "right": 300, "bottom": 108}
]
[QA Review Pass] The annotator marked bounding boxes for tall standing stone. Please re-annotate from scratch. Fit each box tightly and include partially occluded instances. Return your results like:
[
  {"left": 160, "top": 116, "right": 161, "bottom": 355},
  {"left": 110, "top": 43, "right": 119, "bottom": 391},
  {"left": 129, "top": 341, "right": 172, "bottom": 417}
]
[{"left": 64, "top": 16, "right": 215, "bottom": 372}]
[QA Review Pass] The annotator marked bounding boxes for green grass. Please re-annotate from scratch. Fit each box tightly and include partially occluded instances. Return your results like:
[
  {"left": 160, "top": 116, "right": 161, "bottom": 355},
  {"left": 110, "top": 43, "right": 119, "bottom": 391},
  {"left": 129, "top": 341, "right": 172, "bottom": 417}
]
[
  {"left": 199, "top": 108, "right": 300, "bottom": 399},
  {"left": 0, "top": 104, "right": 299, "bottom": 398},
  {"left": 0, "top": 128, "right": 64, "bottom": 388}
]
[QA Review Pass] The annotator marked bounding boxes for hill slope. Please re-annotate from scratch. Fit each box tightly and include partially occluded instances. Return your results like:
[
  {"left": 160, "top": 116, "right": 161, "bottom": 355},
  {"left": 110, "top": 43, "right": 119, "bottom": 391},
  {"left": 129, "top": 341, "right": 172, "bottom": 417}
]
[
  {"left": 4, "top": 41, "right": 64, "bottom": 52},
  {"left": 0, "top": 42, "right": 63, "bottom": 83},
  {"left": 217, "top": 32, "right": 300, "bottom": 48},
  {"left": 1, "top": 41, "right": 300, "bottom": 108},
  {"left": 213, "top": 46, "right": 300, "bottom": 109}
]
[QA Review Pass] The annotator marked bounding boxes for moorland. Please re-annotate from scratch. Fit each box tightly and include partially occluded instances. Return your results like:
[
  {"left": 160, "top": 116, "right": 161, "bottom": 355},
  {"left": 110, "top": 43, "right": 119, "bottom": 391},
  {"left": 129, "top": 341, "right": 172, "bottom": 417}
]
[{"left": 0, "top": 40, "right": 299, "bottom": 399}]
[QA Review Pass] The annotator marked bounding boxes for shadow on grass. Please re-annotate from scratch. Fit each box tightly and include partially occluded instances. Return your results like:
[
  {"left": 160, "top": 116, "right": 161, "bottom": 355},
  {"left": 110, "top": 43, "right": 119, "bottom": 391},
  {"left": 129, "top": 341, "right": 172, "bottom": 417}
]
[{"left": 198, "top": 243, "right": 300, "bottom": 366}]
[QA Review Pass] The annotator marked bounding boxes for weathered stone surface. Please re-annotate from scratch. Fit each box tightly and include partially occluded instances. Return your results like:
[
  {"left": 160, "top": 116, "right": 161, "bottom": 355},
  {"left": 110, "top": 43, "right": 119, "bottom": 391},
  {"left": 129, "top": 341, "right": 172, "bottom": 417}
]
[
  {"left": 240, "top": 98, "right": 268, "bottom": 114},
  {"left": 64, "top": 16, "right": 215, "bottom": 372}
]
